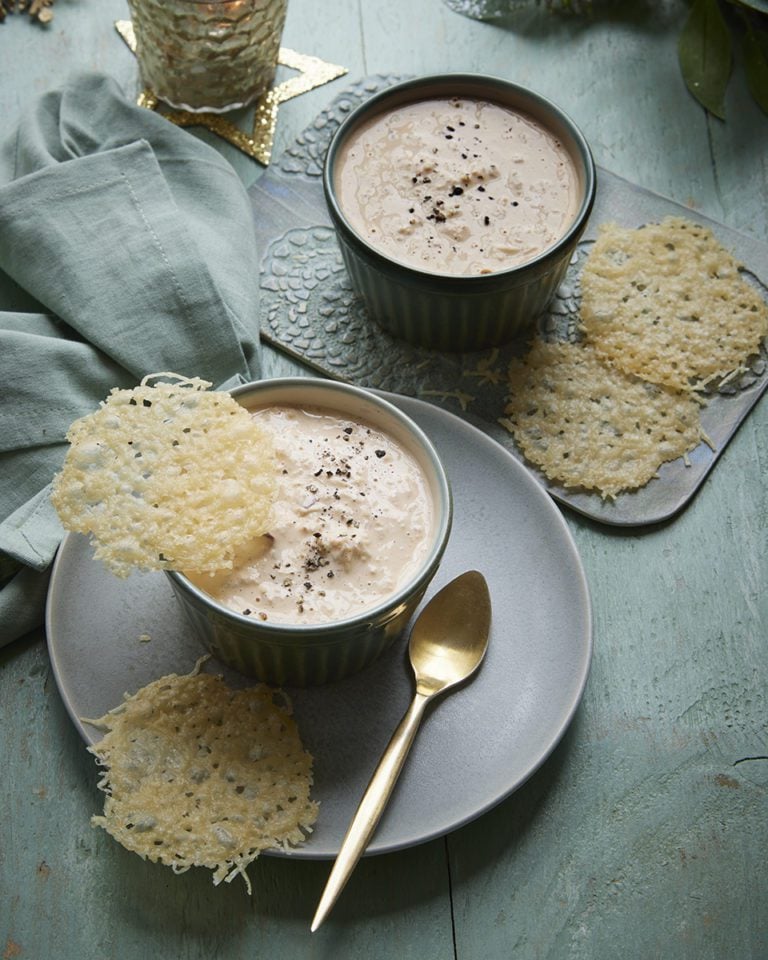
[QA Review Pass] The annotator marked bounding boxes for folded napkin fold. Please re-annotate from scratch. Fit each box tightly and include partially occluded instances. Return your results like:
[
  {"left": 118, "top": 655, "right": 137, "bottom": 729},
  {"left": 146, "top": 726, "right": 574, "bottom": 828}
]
[{"left": 0, "top": 73, "right": 264, "bottom": 647}]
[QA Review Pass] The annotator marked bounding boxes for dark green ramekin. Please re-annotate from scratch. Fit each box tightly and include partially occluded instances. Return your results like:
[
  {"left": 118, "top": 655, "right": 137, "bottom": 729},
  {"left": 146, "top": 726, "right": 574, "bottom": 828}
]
[
  {"left": 323, "top": 74, "right": 596, "bottom": 352},
  {"left": 166, "top": 378, "right": 452, "bottom": 687}
]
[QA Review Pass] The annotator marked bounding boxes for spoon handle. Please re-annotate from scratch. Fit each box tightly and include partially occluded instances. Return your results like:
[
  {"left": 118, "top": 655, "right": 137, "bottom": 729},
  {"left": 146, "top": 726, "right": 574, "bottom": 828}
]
[{"left": 310, "top": 690, "right": 431, "bottom": 932}]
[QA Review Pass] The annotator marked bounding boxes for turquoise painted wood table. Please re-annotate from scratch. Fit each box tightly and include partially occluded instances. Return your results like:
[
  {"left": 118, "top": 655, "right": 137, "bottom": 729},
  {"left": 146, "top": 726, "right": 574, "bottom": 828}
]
[{"left": 1, "top": 1, "right": 767, "bottom": 958}]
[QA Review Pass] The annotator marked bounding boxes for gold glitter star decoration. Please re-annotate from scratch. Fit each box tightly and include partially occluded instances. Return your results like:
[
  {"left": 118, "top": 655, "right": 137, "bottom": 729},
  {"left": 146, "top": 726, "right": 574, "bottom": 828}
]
[
  {"left": 0, "top": 0, "right": 54, "bottom": 24},
  {"left": 115, "top": 19, "right": 347, "bottom": 165}
]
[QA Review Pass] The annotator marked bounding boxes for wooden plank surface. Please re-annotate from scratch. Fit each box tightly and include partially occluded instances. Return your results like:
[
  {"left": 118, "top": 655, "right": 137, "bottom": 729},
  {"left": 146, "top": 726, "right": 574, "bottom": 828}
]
[{"left": 1, "top": 1, "right": 767, "bottom": 958}]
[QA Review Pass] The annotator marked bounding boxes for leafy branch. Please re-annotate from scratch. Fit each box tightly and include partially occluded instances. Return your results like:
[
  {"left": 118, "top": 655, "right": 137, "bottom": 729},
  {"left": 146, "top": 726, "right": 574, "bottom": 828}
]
[
  {"left": 532, "top": 0, "right": 768, "bottom": 119},
  {"left": 535, "top": 0, "right": 767, "bottom": 118},
  {"left": 678, "top": 0, "right": 768, "bottom": 117}
]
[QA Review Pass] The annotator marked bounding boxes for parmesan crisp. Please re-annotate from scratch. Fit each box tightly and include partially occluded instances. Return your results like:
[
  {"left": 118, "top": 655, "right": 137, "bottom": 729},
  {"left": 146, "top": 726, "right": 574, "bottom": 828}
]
[
  {"left": 580, "top": 217, "right": 768, "bottom": 392},
  {"left": 51, "top": 374, "right": 274, "bottom": 577},
  {"left": 86, "top": 662, "right": 318, "bottom": 891},
  {"left": 503, "top": 339, "right": 703, "bottom": 499},
  {"left": 502, "top": 216, "right": 767, "bottom": 499}
]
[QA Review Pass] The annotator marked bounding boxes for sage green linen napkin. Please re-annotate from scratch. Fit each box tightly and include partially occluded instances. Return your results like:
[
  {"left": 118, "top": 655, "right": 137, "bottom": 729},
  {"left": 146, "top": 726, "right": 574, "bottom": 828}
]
[{"left": 0, "top": 73, "right": 264, "bottom": 646}]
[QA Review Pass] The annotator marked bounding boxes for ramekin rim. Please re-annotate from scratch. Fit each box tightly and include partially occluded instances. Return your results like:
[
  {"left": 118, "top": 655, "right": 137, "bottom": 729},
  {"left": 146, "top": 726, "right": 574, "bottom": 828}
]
[
  {"left": 322, "top": 71, "right": 596, "bottom": 283},
  {"left": 167, "top": 377, "right": 453, "bottom": 640}
]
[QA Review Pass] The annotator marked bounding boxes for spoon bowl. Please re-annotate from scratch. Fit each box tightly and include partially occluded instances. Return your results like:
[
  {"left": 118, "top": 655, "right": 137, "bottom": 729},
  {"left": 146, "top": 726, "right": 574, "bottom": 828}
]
[
  {"left": 311, "top": 570, "right": 492, "bottom": 931},
  {"left": 410, "top": 571, "right": 491, "bottom": 697}
]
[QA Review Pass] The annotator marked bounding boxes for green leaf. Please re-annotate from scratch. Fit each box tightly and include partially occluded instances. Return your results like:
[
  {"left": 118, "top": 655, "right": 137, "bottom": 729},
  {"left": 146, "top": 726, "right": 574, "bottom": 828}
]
[
  {"left": 743, "top": 24, "right": 768, "bottom": 113},
  {"left": 727, "top": 0, "right": 768, "bottom": 15},
  {"left": 678, "top": 0, "right": 733, "bottom": 118}
]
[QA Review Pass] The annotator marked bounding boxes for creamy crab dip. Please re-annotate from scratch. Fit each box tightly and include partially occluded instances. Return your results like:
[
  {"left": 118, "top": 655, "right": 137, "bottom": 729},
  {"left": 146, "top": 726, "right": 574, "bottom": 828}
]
[
  {"left": 186, "top": 405, "right": 434, "bottom": 625},
  {"left": 334, "top": 96, "right": 580, "bottom": 277}
]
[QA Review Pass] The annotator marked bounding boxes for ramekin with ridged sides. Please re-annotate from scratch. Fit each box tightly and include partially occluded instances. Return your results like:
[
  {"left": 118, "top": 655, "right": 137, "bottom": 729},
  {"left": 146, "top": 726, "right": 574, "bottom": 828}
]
[
  {"left": 166, "top": 378, "right": 452, "bottom": 687},
  {"left": 323, "top": 74, "right": 596, "bottom": 352}
]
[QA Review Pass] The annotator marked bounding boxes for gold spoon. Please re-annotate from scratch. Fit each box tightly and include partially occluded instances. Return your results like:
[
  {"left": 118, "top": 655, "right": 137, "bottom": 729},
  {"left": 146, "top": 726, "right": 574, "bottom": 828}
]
[{"left": 310, "top": 570, "right": 492, "bottom": 932}]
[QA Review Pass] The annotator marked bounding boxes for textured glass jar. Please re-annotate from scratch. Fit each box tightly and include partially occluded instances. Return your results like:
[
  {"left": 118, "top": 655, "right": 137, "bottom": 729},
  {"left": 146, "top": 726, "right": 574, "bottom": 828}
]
[{"left": 128, "top": 0, "right": 288, "bottom": 113}]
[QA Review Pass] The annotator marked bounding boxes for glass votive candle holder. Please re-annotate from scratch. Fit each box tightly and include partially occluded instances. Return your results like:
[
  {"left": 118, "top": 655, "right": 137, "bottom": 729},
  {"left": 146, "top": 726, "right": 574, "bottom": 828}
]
[{"left": 128, "top": 0, "right": 288, "bottom": 113}]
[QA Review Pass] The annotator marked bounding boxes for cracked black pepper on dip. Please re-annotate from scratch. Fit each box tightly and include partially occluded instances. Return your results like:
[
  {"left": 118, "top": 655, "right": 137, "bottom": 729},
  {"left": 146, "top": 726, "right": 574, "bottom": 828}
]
[
  {"left": 185, "top": 405, "right": 435, "bottom": 624},
  {"left": 333, "top": 96, "right": 580, "bottom": 276}
]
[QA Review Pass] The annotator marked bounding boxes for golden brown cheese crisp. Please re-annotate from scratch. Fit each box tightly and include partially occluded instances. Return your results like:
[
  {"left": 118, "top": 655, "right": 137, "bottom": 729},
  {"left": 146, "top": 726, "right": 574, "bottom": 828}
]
[
  {"left": 503, "top": 339, "right": 703, "bottom": 499},
  {"left": 51, "top": 374, "right": 274, "bottom": 577},
  {"left": 86, "top": 662, "right": 318, "bottom": 891},
  {"left": 580, "top": 217, "right": 768, "bottom": 392}
]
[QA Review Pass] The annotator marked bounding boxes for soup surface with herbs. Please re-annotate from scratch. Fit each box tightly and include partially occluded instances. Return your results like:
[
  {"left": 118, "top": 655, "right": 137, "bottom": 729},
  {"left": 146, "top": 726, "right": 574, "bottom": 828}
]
[{"left": 186, "top": 404, "right": 435, "bottom": 624}]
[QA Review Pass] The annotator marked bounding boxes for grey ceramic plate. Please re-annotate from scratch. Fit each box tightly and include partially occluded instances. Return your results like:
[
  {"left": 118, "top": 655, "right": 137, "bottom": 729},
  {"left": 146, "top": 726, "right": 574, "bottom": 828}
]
[
  {"left": 251, "top": 75, "right": 768, "bottom": 528},
  {"left": 46, "top": 393, "right": 592, "bottom": 859}
]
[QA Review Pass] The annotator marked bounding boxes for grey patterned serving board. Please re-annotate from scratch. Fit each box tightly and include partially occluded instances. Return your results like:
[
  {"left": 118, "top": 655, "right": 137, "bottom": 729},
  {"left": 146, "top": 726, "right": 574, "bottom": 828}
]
[{"left": 248, "top": 75, "right": 768, "bottom": 527}]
